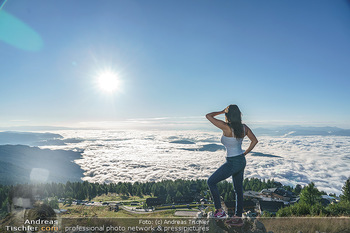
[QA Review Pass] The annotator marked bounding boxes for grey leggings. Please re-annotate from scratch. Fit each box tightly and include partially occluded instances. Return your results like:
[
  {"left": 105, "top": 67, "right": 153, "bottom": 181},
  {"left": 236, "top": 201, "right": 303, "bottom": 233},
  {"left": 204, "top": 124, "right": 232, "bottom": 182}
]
[{"left": 207, "top": 154, "right": 246, "bottom": 217}]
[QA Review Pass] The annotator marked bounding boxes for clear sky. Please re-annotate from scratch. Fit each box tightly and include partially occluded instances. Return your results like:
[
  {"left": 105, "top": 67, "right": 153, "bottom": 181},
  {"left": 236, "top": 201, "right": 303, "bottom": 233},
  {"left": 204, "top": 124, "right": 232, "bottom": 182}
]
[{"left": 1, "top": 0, "right": 349, "bottom": 129}]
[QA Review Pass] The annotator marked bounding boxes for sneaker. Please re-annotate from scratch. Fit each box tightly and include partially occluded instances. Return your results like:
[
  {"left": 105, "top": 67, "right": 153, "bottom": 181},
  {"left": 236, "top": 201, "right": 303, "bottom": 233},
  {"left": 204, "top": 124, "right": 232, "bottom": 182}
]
[
  {"left": 213, "top": 210, "right": 227, "bottom": 219},
  {"left": 226, "top": 216, "right": 243, "bottom": 227}
]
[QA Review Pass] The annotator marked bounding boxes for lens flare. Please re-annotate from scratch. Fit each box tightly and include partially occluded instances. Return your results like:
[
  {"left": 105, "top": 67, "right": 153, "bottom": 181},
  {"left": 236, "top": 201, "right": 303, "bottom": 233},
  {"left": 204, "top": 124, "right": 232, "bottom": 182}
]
[{"left": 0, "top": 10, "right": 43, "bottom": 51}]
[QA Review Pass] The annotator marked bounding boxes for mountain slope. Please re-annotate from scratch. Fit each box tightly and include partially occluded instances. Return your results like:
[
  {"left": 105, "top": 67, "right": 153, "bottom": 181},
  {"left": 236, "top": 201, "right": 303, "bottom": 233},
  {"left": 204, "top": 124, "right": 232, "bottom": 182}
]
[{"left": 0, "top": 145, "right": 84, "bottom": 185}]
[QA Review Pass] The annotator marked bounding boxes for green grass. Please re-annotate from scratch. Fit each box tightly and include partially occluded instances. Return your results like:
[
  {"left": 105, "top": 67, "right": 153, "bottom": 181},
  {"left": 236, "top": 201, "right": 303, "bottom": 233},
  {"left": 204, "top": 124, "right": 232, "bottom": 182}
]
[
  {"left": 59, "top": 203, "right": 179, "bottom": 218},
  {"left": 59, "top": 194, "right": 206, "bottom": 218},
  {"left": 90, "top": 194, "right": 151, "bottom": 203},
  {"left": 59, "top": 200, "right": 188, "bottom": 218},
  {"left": 154, "top": 204, "right": 213, "bottom": 210}
]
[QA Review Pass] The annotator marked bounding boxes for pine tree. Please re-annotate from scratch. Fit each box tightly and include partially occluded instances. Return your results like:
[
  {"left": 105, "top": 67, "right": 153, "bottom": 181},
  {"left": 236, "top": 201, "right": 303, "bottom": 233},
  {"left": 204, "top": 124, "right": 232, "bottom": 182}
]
[
  {"left": 136, "top": 186, "right": 142, "bottom": 197},
  {"left": 175, "top": 191, "right": 183, "bottom": 198},
  {"left": 166, "top": 194, "right": 172, "bottom": 204},
  {"left": 120, "top": 184, "right": 128, "bottom": 196},
  {"left": 299, "top": 182, "right": 321, "bottom": 205},
  {"left": 341, "top": 178, "right": 350, "bottom": 202},
  {"left": 294, "top": 184, "right": 302, "bottom": 195}
]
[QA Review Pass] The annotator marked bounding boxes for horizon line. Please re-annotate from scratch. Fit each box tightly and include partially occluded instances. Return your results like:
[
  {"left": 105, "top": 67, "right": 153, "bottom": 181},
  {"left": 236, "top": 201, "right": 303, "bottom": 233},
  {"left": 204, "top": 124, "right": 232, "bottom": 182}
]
[{"left": 0, "top": 121, "right": 350, "bottom": 131}]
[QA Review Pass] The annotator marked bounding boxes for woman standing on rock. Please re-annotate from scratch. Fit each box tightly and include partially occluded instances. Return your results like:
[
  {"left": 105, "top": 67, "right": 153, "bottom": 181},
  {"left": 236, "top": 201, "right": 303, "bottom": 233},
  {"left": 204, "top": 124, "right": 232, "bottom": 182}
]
[{"left": 206, "top": 104, "right": 258, "bottom": 226}]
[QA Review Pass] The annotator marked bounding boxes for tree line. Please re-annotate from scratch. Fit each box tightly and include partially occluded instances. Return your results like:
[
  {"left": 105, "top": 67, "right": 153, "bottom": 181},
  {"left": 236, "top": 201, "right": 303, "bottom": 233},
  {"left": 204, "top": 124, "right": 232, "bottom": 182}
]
[
  {"left": 0, "top": 184, "right": 11, "bottom": 218},
  {"left": 1, "top": 177, "right": 349, "bottom": 218},
  {"left": 272, "top": 178, "right": 350, "bottom": 217},
  {"left": 0, "top": 178, "right": 282, "bottom": 217}
]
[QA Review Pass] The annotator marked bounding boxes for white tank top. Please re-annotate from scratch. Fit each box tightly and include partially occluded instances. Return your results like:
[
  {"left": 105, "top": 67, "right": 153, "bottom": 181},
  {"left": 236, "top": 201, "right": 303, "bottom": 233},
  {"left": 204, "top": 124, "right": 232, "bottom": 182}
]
[{"left": 221, "top": 125, "right": 245, "bottom": 157}]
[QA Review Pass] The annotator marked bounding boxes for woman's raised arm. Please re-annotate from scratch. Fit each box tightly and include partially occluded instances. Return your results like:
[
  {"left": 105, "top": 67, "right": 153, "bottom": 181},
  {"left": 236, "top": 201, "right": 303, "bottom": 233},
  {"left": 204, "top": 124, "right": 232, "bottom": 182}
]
[{"left": 206, "top": 110, "right": 227, "bottom": 130}]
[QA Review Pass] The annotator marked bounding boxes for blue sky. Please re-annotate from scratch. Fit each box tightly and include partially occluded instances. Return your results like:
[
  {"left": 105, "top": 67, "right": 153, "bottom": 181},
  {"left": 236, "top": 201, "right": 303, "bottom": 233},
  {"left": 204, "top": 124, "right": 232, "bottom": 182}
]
[{"left": 1, "top": 0, "right": 349, "bottom": 129}]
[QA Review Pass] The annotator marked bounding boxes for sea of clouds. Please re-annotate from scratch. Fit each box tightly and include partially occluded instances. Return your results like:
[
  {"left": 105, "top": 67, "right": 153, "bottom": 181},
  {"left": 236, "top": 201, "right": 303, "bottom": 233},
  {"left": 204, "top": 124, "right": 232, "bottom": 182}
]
[{"left": 41, "top": 130, "right": 350, "bottom": 195}]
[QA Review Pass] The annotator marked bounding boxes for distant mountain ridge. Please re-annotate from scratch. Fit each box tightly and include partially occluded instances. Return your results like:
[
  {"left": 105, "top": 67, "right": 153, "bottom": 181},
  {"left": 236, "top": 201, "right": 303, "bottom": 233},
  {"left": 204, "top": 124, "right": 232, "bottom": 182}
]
[
  {"left": 253, "top": 125, "right": 350, "bottom": 136},
  {"left": 0, "top": 131, "right": 62, "bottom": 145},
  {"left": 0, "top": 131, "right": 83, "bottom": 146}
]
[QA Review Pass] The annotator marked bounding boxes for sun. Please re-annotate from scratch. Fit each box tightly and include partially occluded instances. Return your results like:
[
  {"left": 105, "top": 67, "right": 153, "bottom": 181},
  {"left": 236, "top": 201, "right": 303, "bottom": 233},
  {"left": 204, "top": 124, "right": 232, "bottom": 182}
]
[{"left": 97, "top": 70, "right": 120, "bottom": 93}]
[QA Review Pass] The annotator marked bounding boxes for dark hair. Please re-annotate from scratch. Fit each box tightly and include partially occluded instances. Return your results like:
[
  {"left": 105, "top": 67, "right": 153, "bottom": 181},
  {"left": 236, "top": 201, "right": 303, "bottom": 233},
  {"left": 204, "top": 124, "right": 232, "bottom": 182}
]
[{"left": 225, "top": 105, "right": 244, "bottom": 138}]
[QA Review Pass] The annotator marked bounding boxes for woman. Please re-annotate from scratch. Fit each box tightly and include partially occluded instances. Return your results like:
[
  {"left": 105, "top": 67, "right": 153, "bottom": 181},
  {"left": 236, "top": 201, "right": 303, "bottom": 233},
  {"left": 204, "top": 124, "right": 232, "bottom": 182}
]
[{"left": 206, "top": 104, "right": 258, "bottom": 226}]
